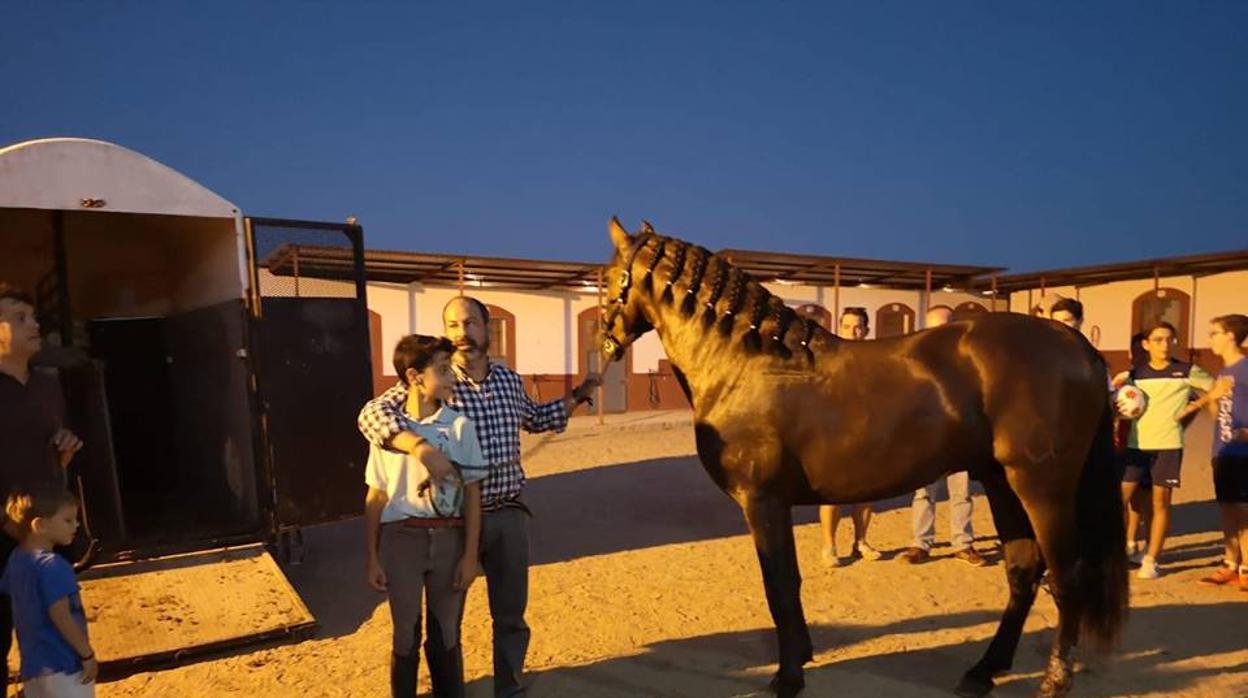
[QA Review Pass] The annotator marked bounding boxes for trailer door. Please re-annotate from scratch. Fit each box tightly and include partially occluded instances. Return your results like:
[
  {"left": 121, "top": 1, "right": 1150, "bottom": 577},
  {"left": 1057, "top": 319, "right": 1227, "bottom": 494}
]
[{"left": 245, "top": 218, "right": 373, "bottom": 530}]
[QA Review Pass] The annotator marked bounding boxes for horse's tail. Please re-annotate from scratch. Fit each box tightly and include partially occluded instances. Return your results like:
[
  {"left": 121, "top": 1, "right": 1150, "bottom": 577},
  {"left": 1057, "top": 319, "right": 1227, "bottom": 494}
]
[{"left": 1073, "top": 405, "right": 1129, "bottom": 650}]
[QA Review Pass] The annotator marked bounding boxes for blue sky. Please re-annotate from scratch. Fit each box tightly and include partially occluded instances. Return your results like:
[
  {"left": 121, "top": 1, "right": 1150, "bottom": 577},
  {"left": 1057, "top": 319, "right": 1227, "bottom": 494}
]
[{"left": 2, "top": 2, "right": 1244, "bottom": 272}]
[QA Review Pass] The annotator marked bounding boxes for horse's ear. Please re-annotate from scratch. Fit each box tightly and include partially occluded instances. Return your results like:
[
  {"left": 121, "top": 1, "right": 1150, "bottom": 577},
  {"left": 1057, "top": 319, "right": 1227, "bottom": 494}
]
[
  {"left": 609, "top": 216, "right": 631, "bottom": 252},
  {"left": 641, "top": 220, "right": 656, "bottom": 234}
]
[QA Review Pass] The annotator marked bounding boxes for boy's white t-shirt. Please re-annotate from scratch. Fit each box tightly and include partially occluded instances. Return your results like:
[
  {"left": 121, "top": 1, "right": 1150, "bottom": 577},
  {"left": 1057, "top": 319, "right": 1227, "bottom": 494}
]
[{"left": 365, "top": 405, "right": 489, "bottom": 523}]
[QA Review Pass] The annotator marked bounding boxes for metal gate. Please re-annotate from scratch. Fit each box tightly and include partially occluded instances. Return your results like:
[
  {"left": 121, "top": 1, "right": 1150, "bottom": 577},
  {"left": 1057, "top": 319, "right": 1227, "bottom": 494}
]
[{"left": 245, "top": 217, "right": 373, "bottom": 532}]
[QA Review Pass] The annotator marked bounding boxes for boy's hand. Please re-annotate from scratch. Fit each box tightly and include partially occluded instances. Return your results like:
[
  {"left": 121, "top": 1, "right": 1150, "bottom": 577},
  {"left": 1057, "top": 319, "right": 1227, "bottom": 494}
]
[
  {"left": 453, "top": 555, "right": 478, "bottom": 591},
  {"left": 80, "top": 656, "right": 98, "bottom": 683},
  {"left": 1234, "top": 427, "right": 1248, "bottom": 443},
  {"left": 1175, "top": 402, "right": 1202, "bottom": 423},
  {"left": 367, "top": 558, "right": 388, "bottom": 592},
  {"left": 1110, "top": 372, "right": 1130, "bottom": 390},
  {"left": 1207, "top": 376, "right": 1234, "bottom": 402},
  {"left": 412, "top": 441, "right": 455, "bottom": 481},
  {"left": 51, "top": 428, "right": 83, "bottom": 467}
]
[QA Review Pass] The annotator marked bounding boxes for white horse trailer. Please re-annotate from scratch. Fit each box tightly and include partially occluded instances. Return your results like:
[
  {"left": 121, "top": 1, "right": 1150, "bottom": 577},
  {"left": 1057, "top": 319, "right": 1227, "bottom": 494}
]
[{"left": 0, "top": 138, "right": 372, "bottom": 669}]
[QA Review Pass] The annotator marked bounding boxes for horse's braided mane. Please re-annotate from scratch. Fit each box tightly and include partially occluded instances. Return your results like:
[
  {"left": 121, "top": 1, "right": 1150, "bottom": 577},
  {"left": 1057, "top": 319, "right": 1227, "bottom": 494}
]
[
  {"left": 717, "top": 269, "right": 748, "bottom": 336},
  {"left": 700, "top": 258, "right": 731, "bottom": 328},
  {"left": 661, "top": 243, "right": 688, "bottom": 305},
  {"left": 641, "top": 238, "right": 666, "bottom": 293},
  {"left": 679, "top": 244, "right": 709, "bottom": 317},
  {"left": 636, "top": 233, "right": 833, "bottom": 362}
]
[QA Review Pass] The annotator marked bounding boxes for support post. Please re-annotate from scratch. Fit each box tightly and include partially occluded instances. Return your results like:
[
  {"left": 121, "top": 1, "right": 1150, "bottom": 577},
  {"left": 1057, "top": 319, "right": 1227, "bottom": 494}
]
[
  {"left": 292, "top": 245, "right": 301, "bottom": 298},
  {"left": 596, "top": 267, "right": 605, "bottom": 425},
  {"left": 833, "top": 263, "right": 841, "bottom": 325},
  {"left": 923, "top": 268, "right": 932, "bottom": 328}
]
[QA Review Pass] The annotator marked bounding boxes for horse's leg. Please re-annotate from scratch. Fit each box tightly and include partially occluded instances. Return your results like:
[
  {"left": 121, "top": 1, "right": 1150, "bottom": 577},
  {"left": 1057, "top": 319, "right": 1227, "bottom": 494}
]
[
  {"left": 742, "top": 496, "right": 812, "bottom": 698},
  {"left": 956, "top": 466, "right": 1044, "bottom": 698},
  {"left": 1005, "top": 468, "right": 1083, "bottom": 698}
]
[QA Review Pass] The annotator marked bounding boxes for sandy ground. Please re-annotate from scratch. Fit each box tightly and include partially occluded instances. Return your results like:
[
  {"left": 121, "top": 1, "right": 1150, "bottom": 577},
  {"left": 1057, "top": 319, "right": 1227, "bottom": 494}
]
[{"left": 65, "top": 411, "right": 1248, "bottom": 696}]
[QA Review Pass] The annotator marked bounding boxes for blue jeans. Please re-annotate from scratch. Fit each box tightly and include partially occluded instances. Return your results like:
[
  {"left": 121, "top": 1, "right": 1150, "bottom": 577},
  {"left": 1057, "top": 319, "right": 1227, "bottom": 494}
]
[{"left": 912, "top": 471, "right": 974, "bottom": 551}]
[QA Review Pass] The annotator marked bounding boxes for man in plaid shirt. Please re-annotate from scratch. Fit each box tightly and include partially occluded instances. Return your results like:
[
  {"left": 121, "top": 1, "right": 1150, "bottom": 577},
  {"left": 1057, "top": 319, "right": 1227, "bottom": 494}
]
[{"left": 359, "top": 296, "right": 599, "bottom": 697}]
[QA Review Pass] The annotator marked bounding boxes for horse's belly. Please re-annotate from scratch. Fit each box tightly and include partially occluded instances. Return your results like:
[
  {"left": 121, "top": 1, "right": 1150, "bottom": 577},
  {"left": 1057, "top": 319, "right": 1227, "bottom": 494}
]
[{"left": 799, "top": 432, "right": 977, "bottom": 504}]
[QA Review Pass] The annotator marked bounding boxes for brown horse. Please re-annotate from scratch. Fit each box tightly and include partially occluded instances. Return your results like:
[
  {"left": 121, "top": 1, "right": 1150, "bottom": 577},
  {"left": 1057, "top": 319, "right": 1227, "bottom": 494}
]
[{"left": 598, "top": 219, "right": 1128, "bottom": 698}]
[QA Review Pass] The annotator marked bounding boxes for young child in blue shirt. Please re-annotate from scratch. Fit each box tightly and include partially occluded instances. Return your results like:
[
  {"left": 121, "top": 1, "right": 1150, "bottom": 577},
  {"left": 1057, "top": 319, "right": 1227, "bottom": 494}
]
[{"left": 0, "top": 485, "right": 95, "bottom": 697}]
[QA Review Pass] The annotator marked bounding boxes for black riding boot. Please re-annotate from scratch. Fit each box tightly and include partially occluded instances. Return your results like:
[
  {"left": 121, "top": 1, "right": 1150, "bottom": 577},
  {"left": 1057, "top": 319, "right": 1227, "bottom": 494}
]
[
  {"left": 425, "top": 615, "right": 465, "bottom": 698},
  {"left": 390, "top": 651, "right": 419, "bottom": 698}
]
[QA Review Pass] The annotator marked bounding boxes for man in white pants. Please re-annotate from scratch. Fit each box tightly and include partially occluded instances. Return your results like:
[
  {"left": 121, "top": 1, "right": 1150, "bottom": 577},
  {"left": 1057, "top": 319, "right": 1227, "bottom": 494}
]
[{"left": 898, "top": 307, "right": 987, "bottom": 566}]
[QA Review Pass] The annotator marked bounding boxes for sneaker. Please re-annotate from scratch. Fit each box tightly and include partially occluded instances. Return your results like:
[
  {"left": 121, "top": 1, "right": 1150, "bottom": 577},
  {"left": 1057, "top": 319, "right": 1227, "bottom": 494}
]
[
  {"left": 855, "top": 541, "right": 883, "bottom": 561},
  {"left": 821, "top": 546, "right": 841, "bottom": 567},
  {"left": 1198, "top": 565, "right": 1239, "bottom": 586},
  {"left": 953, "top": 547, "right": 988, "bottom": 567},
  {"left": 1127, "top": 541, "right": 1146, "bottom": 566},
  {"left": 1137, "top": 556, "right": 1160, "bottom": 580},
  {"left": 898, "top": 546, "right": 930, "bottom": 564}
]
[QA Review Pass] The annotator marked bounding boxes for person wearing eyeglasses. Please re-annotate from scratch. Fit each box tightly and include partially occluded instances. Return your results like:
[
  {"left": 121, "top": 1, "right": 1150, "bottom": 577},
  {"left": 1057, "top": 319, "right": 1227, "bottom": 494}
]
[{"left": 1114, "top": 321, "right": 1215, "bottom": 579}]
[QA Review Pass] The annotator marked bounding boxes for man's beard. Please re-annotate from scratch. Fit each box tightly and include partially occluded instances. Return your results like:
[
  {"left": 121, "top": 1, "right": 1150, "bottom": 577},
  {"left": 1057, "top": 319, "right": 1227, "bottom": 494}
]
[{"left": 454, "top": 336, "right": 488, "bottom": 358}]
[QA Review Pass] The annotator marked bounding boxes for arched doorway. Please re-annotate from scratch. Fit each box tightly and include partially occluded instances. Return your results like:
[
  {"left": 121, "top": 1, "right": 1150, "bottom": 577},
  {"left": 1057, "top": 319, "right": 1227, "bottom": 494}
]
[
  {"left": 485, "top": 304, "right": 517, "bottom": 370},
  {"left": 875, "top": 303, "right": 915, "bottom": 338},
  {"left": 953, "top": 301, "right": 987, "bottom": 322},
  {"left": 578, "top": 306, "right": 630, "bottom": 413},
  {"left": 794, "top": 303, "right": 832, "bottom": 330},
  {"left": 927, "top": 304, "right": 954, "bottom": 330},
  {"left": 1132, "top": 288, "right": 1191, "bottom": 352}
]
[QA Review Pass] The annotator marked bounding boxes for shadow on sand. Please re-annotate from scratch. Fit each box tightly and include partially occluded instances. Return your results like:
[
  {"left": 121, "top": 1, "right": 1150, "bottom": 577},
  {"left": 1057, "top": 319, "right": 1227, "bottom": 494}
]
[
  {"left": 284, "top": 453, "right": 1229, "bottom": 639},
  {"left": 472, "top": 602, "right": 1246, "bottom": 697}
]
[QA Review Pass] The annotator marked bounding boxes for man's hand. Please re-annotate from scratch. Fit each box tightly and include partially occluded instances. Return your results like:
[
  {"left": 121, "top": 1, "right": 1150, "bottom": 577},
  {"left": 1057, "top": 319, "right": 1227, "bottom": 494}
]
[
  {"left": 453, "top": 555, "right": 479, "bottom": 591},
  {"left": 411, "top": 440, "right": 455, "bottom": 481},
  {"left": 1234, "top": 427, "right": 1248, "bottom": 444},
  {"left": 566, "top": 372, "right": 602, "bottom": 411},
  {"left": 367, "top": 557, "right": 388, "bottom": 592},
  {"left": 1110, "top": 372, "right": 1130, "bottom": 390},
  {"left": 51, "top": 428, "right": 83, "bottom": 467},
  {"left": 579, "top": 372, "right": 603, "bottom": 398},
  {"left": 80, "top": 656, "right": 98, "bottom": 684}
]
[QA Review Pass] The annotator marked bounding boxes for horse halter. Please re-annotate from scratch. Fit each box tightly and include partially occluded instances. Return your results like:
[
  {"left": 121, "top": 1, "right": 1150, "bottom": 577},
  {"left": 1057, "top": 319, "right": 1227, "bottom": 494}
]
[{"left": 601, "top": 234, "right": 654, "bottom": 359}]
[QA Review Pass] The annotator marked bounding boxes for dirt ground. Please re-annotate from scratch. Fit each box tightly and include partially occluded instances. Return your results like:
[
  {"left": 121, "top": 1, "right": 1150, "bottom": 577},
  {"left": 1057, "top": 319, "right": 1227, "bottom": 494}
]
[{"left": 81, "top": 412, "right": 1248, "bottom": 696}]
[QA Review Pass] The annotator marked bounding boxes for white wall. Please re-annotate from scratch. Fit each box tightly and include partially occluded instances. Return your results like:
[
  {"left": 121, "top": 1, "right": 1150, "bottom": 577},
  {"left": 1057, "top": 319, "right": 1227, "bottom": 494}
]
[
  {"left": 1193, "top": 271, "right": 1248, "bottom": 343},
  {"left": 1006, "top": 270, "right": 1248, "bottom": 351},
  {"left": 364, "top": 279, "right": 1011, "bottom": 374}
]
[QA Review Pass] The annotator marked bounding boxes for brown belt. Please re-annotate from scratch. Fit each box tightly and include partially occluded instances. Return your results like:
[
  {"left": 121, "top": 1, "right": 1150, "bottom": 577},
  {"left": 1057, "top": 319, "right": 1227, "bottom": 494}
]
[{"left": 400, "top": 517, "right": 463, "bottom": 529}]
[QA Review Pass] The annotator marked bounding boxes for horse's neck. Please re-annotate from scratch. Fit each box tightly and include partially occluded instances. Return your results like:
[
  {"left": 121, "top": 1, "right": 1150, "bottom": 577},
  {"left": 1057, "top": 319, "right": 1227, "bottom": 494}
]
[{"left": 646, "top": 300, "right": 764, "bottom": 407}]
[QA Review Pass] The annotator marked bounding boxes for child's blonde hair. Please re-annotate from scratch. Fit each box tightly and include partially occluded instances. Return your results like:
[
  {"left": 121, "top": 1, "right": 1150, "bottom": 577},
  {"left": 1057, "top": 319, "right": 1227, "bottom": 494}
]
[{"left": 5, "top": 485, "right": 77, "bottom": 538}]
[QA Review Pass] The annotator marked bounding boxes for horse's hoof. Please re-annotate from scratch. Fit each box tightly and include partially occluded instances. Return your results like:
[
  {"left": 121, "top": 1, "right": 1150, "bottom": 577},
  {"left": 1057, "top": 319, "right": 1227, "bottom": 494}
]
[
  {"left": 954, "top": 672, "right": 995, "bottom": 698},
  {"left": 1037, "top": 655, "right": 1074, "bottom": 697},
  {"left": 1037, "top": 676, "right": 1072, "bottom": 698},
  {"left": 768, "top": 670, "right": 805, "bottom": 697},
  {"left": 1037, "top": 670, "right": 1073, "bottom": 697}
]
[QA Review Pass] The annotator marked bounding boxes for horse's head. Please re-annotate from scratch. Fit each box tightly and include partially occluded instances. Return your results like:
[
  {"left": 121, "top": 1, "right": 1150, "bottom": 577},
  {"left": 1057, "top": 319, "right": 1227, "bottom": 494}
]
[{"left": 600, "top": 217, "right": 657, "bottom": 362}]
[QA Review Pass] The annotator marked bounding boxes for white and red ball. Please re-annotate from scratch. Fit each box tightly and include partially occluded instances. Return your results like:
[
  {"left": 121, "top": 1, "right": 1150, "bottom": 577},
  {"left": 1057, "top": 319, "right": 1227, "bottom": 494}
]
[{"left": 1113, "top": 385, "right": 1148, "bottom": 420}]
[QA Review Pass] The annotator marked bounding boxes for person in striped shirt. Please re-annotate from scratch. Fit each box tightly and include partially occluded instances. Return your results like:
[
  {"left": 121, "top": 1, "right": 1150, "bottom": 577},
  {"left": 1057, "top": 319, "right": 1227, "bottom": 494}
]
[{"left": 1115, "top": 321, "right": 1215, "bottom": 579}]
